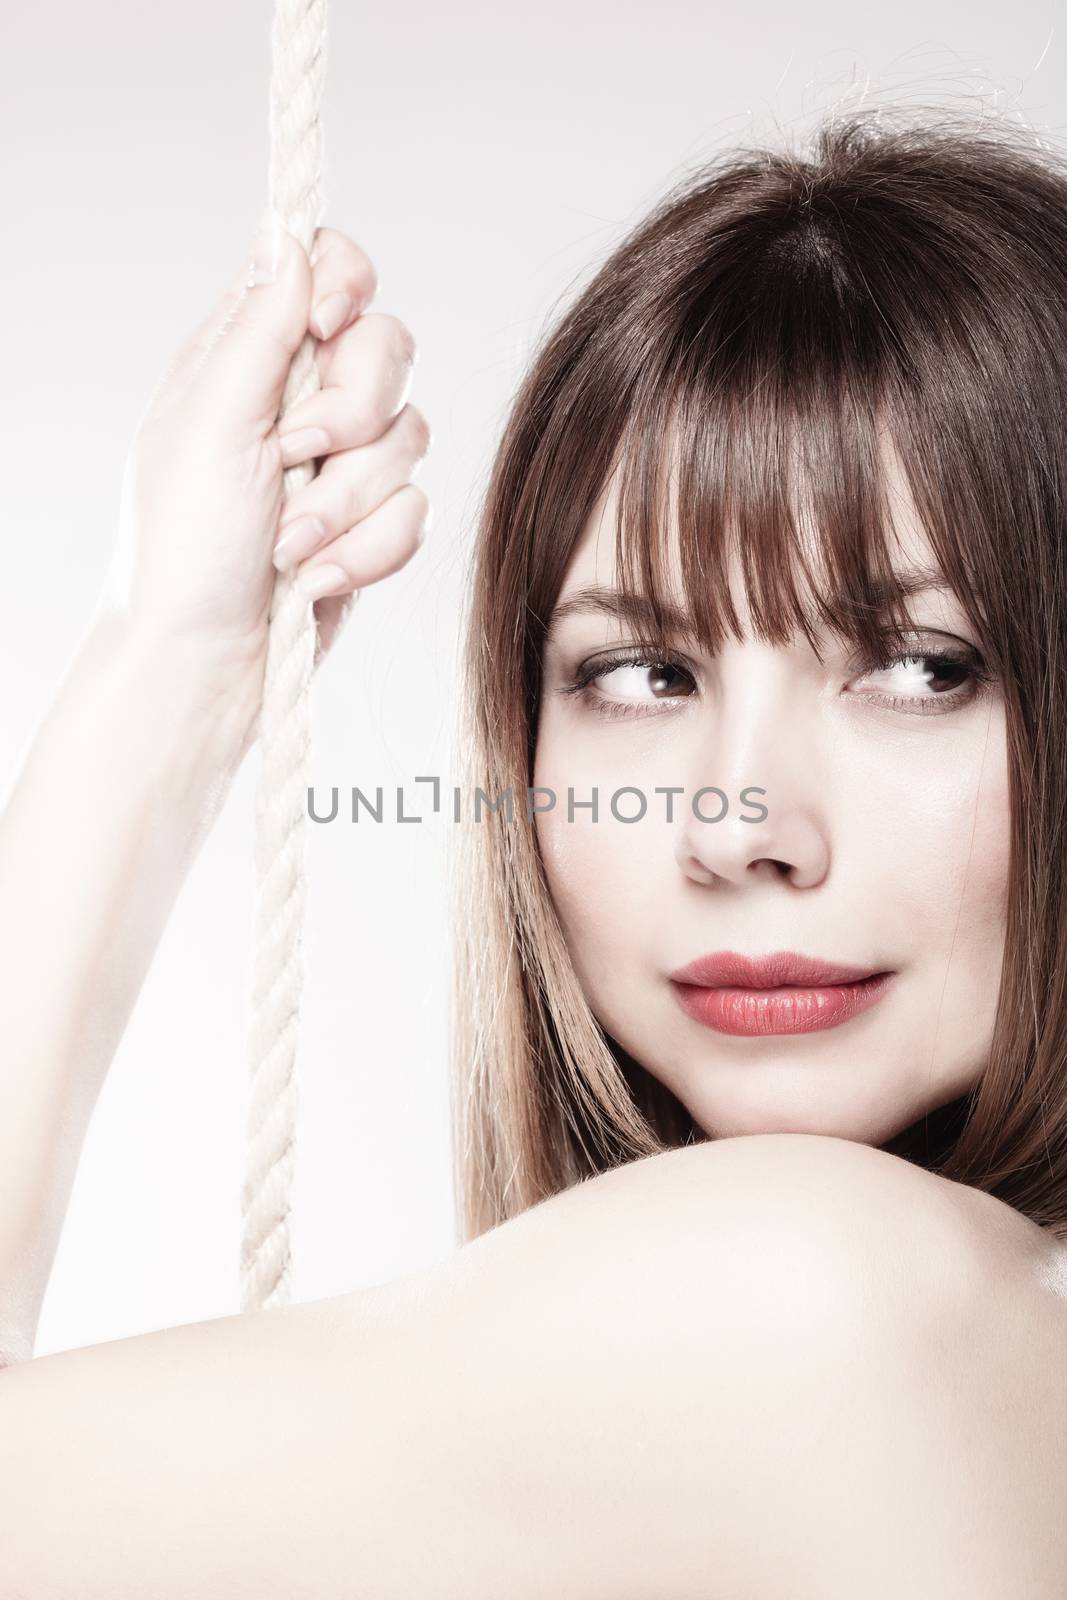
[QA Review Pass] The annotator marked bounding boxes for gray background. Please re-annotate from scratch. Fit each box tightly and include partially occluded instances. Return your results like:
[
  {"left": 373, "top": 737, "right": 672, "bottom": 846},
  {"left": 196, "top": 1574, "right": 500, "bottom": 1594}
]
[{"left": 0, "top": 1, "right": 1061, "bottom": 1352}]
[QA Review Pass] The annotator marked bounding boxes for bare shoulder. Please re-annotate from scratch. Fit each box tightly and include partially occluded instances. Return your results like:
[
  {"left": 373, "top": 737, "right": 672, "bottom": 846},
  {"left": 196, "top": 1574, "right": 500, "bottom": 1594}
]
[
  {"left": 457, "top": 1128, "right": 1036, "bottom": 1403},
  {"left": 639, "top": 1131, "right": 1067, "bottom": 1598},
  {"left": 2, "top": 1134, "right": 1063, "bottom": 1600},
  {"left": 547, "top": 1130, "right": 1002, "bottom": 1321},
  {"left": 584, "top": 1127, "right": 1062, "bottom": 1314},
  {"left": 527, "top": 1131, "right": 1067, "bottom": 1599}
]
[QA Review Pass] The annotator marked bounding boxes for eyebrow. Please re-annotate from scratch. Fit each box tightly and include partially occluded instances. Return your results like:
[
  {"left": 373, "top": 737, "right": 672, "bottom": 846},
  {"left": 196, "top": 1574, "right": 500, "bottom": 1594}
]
[
  {"left": 546, "top": 586, "right": 695, "bottom": 641},
  {"left": 545, "top": 565, "right": 954, "bottom": 639}
]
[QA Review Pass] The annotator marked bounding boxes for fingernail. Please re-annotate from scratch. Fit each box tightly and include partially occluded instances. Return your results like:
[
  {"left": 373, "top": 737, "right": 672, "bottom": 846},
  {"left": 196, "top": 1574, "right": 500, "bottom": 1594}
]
[
  {"left": 296, "top": 561, "right": 348, "bottom": 600},
  {"left": 247, "top": 205, "right": 284, "bottom": 288},
  {"left": 278, "top": 426, "right": 331, "bottom": 466},
  {"left": 312, "top": 291, "right": 353, "bottom": 341},
  {"left": 273, "top": 514, "right": 326, "bottom": 572}
]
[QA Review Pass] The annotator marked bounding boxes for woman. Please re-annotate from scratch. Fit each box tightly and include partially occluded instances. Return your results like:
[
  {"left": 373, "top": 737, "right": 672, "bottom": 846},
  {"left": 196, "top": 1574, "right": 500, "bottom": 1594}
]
[{"left": 1, "top": 104, "right": 1065, "bottom": 1596}]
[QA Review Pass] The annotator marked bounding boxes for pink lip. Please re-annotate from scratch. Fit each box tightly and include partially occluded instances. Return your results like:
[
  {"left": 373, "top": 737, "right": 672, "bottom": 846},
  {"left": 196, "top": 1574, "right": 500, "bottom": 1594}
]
[
  {"left": 667, "top": 948, "right": 895, "bottom": 1037},
  {"left": 669, "top": 949, "right": 885, "bottom": 988}
]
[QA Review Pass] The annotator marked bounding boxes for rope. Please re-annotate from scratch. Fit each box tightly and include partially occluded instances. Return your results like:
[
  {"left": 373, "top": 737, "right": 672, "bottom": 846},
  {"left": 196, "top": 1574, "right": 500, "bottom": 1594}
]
[{"left": 240, "top": 0, "right": 328, "bottom": 1313}]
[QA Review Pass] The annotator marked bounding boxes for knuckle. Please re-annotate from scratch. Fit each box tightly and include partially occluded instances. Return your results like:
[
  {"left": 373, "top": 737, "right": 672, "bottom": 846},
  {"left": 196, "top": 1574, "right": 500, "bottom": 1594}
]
[
  {"left": 347, "top": 391, "right": 384, "bottom": 442},
  {"left": 341, "top": 471, "right": 372, "bottom": 527},
  {"left": 311, "top": 226, "right": 380, "bottom": 306},
  {"left": 311, "top": 224, "right": 342, "bottom": 262},
  {"left": 403, "top": 483, "right": 431, "bottom": 531},
  {"left": 380, "top": 313, "right": 417, "bottom": 367},
  {"left": 404, "top": 404, "right": 433, "bottom": 458},
  {"left": 357, "top": 256, "right": 381, "bottom": 306}
]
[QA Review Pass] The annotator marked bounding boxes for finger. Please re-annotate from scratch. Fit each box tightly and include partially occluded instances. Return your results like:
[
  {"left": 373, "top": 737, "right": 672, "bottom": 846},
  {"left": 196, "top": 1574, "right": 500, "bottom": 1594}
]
[
  {"left": 313, "top": 587, "right": 362, "bottom": 664},
  {"left": 170, "top": 211, "right": 312, "bottom": 433},
  {"left": 307, "top": 226, "right": 380, "bottom": 341},
  {"left": 292, "top": 484, "right": 431, "bottom": 600},
  {"left": 272, "top": 404, "right": 432, "bottom": 571},
  {"left": 275, "top": 313, "right": 418, "bottom": 463}
]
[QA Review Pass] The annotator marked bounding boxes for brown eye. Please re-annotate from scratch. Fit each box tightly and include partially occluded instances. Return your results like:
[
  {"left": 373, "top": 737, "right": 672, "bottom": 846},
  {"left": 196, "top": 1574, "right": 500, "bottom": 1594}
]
[
  {"left": 638, "top": 663, "right": 692, "bottom": 698},
  {"left": 561, "top": 653, "right": 698, "bottom": 721},
  {"left": 849, "top": 640, "right": 993, "bottom": 716}
]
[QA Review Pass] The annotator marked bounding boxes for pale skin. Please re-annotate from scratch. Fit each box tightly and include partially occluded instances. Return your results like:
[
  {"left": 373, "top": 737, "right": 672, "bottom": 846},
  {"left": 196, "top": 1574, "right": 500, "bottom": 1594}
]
[
  {"left": 534, "top": 454, "right": 1008, "bottom": 1147},
  {"left": 1, "top": 218, "right": 1066, "bottom": 1598}
]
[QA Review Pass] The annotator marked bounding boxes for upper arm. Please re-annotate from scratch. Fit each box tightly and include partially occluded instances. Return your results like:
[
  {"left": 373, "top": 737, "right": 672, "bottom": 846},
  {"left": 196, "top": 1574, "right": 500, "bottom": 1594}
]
[{"left": 0, "top": 1133, "right": 984, "bottom": 1600}]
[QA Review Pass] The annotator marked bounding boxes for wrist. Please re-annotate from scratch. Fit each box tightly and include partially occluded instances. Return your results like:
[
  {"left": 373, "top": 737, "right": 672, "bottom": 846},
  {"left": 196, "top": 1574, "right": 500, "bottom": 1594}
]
[{"left": 77, "top": 608, "right": 263, "bottom": 785}]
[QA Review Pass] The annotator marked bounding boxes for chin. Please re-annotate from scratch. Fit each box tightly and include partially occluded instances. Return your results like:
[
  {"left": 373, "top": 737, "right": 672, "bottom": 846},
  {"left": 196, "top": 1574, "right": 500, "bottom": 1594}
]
[
  {"left": 611, "top": 1033, "right": 976, "bottom": 1157},
  {"left": 664, "top": 1070, "right": 936, "bottom": 1150},
  {"left": 688, "top": 1091, "right": 977, "bottom": 1160}
]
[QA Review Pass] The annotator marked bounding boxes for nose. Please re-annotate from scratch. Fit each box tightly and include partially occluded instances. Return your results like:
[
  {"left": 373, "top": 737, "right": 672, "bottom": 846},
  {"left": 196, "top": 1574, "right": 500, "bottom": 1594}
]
[{"left": 675, "top": 644, "right": 831, "bottom": 891}]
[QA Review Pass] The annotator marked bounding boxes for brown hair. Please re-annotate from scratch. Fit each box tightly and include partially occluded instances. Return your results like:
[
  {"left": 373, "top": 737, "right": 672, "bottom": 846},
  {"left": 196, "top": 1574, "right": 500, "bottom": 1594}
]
[{"left": 448, "top": 104, "right": 1067, "bottom": 1243}]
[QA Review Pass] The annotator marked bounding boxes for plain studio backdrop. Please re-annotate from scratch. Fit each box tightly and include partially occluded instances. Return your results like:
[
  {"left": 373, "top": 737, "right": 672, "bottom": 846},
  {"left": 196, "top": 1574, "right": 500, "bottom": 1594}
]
[{"left": 0, "top": 1, "right": 1063, "bottom": 1353}]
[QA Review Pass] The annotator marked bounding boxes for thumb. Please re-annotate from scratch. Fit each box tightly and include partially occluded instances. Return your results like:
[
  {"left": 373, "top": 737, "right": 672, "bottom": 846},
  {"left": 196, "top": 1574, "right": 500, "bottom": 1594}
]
[{"left": 188, "top": 206, "right": 313, "bottom": 435}]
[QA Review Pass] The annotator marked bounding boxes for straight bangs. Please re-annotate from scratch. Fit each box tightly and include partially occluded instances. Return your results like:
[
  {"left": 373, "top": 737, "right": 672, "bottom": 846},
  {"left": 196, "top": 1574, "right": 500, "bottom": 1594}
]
[
  {"left": 455, "top": 109, "right": 1067, "bottom": 1241},
  {"left": 603, "top": 228, "right": 1005, "bottom": 683}
]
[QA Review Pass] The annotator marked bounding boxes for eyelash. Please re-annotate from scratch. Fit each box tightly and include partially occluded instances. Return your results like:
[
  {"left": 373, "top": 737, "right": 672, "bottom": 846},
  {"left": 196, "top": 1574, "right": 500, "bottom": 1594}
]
[{"left": 559, "top": 641, "right": 996, "bottom": 723}]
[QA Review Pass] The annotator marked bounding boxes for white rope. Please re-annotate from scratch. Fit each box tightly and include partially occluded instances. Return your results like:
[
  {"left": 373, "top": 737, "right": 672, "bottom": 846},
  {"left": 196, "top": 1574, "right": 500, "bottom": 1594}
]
[{"left": 241, "top": 0, "right": 327, "bottom": 1313}]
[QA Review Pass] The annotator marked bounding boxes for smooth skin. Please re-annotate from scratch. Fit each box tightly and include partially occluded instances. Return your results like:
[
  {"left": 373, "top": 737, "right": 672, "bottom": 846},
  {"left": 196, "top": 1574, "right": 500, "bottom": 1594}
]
[
  {"left": 1, "top": 216, "right": 1066, "bottom": 1598},
  {"left": 534, "top": 454, "right": 1009, "bottom": 1148}
]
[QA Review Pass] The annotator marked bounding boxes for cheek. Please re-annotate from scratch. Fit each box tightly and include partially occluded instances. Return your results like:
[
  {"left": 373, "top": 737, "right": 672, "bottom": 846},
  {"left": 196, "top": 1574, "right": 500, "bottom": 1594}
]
[
  {"left": 881, "top": 727, "right": 1011, "bottom": 955},
  {"left": 532, "top": 719, "right": 659, "bottom": 982},
  {"left": 943, "top": 767, "right": 1012, "bottom": 986}
]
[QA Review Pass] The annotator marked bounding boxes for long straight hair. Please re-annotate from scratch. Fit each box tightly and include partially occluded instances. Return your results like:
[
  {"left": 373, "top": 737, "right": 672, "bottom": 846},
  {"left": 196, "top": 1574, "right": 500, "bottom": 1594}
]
[{"left": 448, "top": 106, "right": 1067, "bottom": 1244}]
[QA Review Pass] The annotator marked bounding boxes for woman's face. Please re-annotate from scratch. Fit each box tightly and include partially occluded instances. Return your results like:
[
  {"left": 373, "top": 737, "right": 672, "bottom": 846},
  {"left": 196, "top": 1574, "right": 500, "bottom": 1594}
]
[{"left": 532, "top": 453, "right": 1010, "bottom": 1145}]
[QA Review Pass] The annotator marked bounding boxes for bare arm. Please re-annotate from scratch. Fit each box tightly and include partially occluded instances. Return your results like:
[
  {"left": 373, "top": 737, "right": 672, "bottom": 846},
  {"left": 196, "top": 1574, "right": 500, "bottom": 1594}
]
[
  {"left": 0, "top": 615, "right": 254, "bottom": 1361},
  {"left": 0, "top": 218, "right": 425, "bottom": 1358},
  {"left": 1, "top": 1132, "right": 1046, "bottom": 1600}
]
